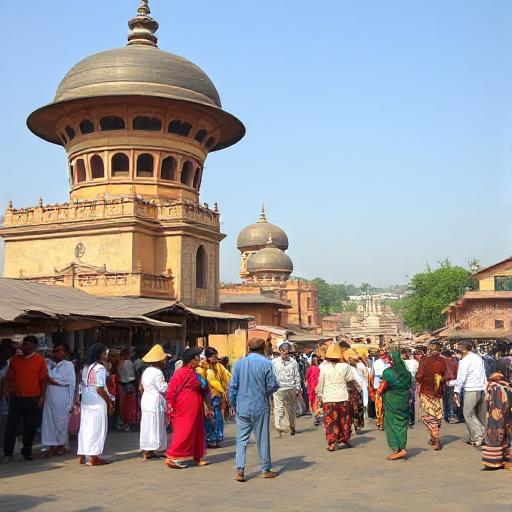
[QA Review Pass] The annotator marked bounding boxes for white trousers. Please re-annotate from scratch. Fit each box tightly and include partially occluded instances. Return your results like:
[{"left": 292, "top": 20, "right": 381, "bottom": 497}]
[{"left": 273, "top": 389, "right": 297, "bottom": 430}]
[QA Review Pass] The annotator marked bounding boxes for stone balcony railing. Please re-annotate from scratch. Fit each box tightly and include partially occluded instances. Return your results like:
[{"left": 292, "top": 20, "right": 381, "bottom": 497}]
[
  {"left": 24, "top": 271, "right": 175, "bottom": 299},
  {"left": 2, "top": 196, "right": 220, "bottom": 230}
]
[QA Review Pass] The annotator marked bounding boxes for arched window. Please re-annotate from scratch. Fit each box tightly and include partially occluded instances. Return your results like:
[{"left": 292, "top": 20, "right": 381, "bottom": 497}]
[
  {"left": 160, "top": 156, "right": 176, "bottom": 181},
  {"left": 111, "top": 153, "right": 129, "bottom": 177},
  {"left": 90, "top": 155, "right": 105, "bottom": 179},
  {"left": 168, "top": 120, "right": 192, "bottom": 136},
  {"left": 76, "top": 159, "right": 86, "bottom": 183},
  {"left": 181, "top": 161, "right": 193, "bottom": 186},
  {"left": 100, "top": 116, "right": 125, "bottom": 131},
  {"left": 69, "top": 163, "right": 74, "bottom": 184},
  {"left": 196, "top": 245, "right": 207, "bottom": 289},
  {"left": 136, "top": 153, "right": 154, "bottom": 178},
  {"left": 193, "top": 167, "right": 202, "bottom": 189},
  {"left": 60, "top": 133, "right": 68, "bottom": 145},
  {"left": 79, "top": 119, "right": 95, "bottom": 135},
  {"left": 133, "top": 116, "right": 162, "bottom": 131},
  {"left": 205, "top": 137, "right": 216, "bottom": 150},
  {"left": 65, "top": 126, "right": 76, "bottom": 141},
  {"left": 194, "top": 129, "right": 207, "bottom": 143}
]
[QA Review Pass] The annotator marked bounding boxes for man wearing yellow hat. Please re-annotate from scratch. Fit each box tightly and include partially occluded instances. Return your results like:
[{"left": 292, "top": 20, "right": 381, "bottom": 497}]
[{"left": 139, "top": 345, "right": 169, "bottom": 460}]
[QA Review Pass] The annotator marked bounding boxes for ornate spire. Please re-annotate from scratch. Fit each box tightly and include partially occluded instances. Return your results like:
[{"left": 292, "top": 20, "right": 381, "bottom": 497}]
[
  {"left": 128, "top": 0, "right": 159, "bottom": 47},
  {"left": 258, "top": 204, "right": 267, "bottom": 223}
]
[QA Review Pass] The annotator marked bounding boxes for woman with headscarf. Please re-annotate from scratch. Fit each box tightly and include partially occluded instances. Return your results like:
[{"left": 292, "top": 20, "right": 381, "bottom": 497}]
[
  {"left": 165, "top": 347, "right": 214, "bottom": 469},
  {"left": 481, "top": 364, "right": 512, "bottom": 470},
  {"left": 343, "top": 347, "right": 365, "bottom": 433},
  {"left": 377, "top": 350, "right": 412, "bottom": 460},
  {"left": 316, "top": 343, "right": 356, "bottom": 451},
  {"left": 77, "top": 343, "right": 115, "bottom": 466},
  {"left": 139, "top": 344, "right": 169, "bottom": 461}
]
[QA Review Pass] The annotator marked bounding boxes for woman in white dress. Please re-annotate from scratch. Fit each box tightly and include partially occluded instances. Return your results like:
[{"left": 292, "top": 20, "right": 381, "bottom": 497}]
[
  {"left": 139, "top": 344, "right": 169, "bottom": 460},
  {"left": 77, "top": 343, "right": 114, "bottom": 466}
]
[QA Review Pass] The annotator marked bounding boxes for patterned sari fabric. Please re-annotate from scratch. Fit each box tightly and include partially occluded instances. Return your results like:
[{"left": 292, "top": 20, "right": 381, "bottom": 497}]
[
  {"left": 117, "top": 382, "right": 140, "bottom": 426},
  {"left": 205, "top": 395, "right": 224, "bottom": 445},
  {"left": 420, "top": 395, "right": 443, "bottom": 442},
  {"left": 375, "top": 394, "right": 384, "bottom": 429},
  {"left": 482, "top": 374, "right": 512, "bottom": 469},
  {"left": 323, "top": 401, "right": 351, "bottom": 446},
  {"left": 348, "top": 385, "right": 364, "bottom": 430}
]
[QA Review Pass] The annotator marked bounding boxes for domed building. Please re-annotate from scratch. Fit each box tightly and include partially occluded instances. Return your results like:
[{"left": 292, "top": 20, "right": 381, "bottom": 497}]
[
  {"left": 221, "top": 207, "right": 321, "bottom": 332},
  {"left": 0, "top": 1, "right": 244, "bottom": 308}
]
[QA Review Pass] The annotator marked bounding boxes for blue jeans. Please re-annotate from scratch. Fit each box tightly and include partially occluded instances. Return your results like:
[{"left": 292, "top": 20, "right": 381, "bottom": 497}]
[{"left": 235, "top": 410, "right": 271, "bottom": 472}]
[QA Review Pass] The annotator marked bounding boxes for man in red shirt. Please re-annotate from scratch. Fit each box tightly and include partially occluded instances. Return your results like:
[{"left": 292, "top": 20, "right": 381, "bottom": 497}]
[{"left": 3, "top": 336, "right": 47, "bottom": 462}]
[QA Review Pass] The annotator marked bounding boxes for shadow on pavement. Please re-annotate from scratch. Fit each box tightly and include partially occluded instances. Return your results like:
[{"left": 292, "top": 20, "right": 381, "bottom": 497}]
[
  {"left": 350, "top": 435, "right": 373, "bottom": 447},
  {"left": 0, "top": 495, "right": 56, "bottom": 512},
  {"left": 405, "top": 447, "right": 427, "bottom": 458},
  {"left": 207, "top": 451, "right": 236, "bottom": 464},
  {"left": 441, "top": 434, "right": 460, "bottom": 446},
  {"left": 273, "top": 455, "right": 314, "bottom": 473}
]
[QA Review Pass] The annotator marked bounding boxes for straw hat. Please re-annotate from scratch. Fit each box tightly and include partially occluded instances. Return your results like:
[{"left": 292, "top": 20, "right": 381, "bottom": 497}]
[
  {"left": 142, "top": 344, "right": 169, "bottom": 363},
  {"left": 342, "top": 348, "right": 360, "bottom": 363},
  {"left": 325, "top": 343, "right": 343, "bottom": 360}
]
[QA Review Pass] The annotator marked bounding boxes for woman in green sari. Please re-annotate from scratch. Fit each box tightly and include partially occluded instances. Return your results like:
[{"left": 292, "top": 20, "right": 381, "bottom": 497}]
[{"left": 377, "top": 350, "right": 412, "bottom": 460}]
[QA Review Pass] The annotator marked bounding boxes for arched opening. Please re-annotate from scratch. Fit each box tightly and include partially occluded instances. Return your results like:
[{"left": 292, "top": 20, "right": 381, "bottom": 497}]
[
  {"left": 136, "top": 153, "right": 154, "bottom": 178},
  {"left": 111, "top": 153, "right": 130, "bottom": 177},
  {"left": 205, "top": 137, "right": 216, "bottom": 150},
  {"left": 196, "top": 245, "right": 207, "bottom": 289},
  {"left": 160, "top": 156, "right": 176, "bottom": 181},
  {"left": 76, "top": 159, "right": 86, "bottom": 183},
  {"left": 133, "top": 116, "right": 162, "bottom": 131},
  {"left": 90, "top": 155, "right": 105, "bottom": 179},
  {"left": 100, "top": 116, "right": 125, "bottom": 131},
  {"left": 181, "top": 161, "right": 193, "bottom": 186},
  {"left": 79, "top": 119, "right": 95, "bottom": 135},
  {"left": 193, "top": 167, "right": 202, "bottom": 189},
  {"left": 69, "top": 163, "right": 74, "bottom": 184},
  {"left": 194, "top": 129, "right": 207, "bottom": 143},
  {"left": 60, "top": 133, "right": 68, "bottom": 145},
  {"left": 168, "top": 120, "right": 192, "bottom": 136},
  {"left": 65, "top": 126, "right": 76, "bottom": 141}
]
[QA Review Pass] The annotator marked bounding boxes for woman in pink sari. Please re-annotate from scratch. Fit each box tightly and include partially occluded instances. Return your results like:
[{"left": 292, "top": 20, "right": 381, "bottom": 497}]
[
  {"left": 305, "top": 355, "right": 322, "bottom": 426},
  {"left": 165, "top": 348, "right": 213, "bottom": 469}
]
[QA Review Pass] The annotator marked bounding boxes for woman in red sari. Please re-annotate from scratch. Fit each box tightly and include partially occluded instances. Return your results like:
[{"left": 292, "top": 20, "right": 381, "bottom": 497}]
[
  {"left": 165, "top": 348, "right": 213, "bottom": 469},
  {"left": 305, "top": 355, "right": 321, "bottom": 426}
]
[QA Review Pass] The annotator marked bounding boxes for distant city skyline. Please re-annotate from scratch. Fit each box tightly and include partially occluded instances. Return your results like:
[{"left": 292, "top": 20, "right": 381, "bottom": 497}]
[{"left": 0, "top": 0, "right": 510, "bottom": 286}]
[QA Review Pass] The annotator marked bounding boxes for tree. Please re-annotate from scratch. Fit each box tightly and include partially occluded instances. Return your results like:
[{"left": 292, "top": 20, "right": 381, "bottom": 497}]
[
  {"left": 309, "top": 278, "right": 349, "bottom": 315},
  {"left": 402, "top": 259, "right": 471, "bottom": 333}
]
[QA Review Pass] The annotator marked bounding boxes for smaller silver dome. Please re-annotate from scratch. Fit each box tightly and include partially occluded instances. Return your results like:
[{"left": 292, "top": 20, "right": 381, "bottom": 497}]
[{"left": 246, "top": 246, "right": 293, "bottom": 274}]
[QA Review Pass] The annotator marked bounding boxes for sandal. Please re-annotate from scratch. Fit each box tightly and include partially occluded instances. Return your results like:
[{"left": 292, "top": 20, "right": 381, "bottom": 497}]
[{"left": 165, "top": 458, "right": 188, "bottom": 469}]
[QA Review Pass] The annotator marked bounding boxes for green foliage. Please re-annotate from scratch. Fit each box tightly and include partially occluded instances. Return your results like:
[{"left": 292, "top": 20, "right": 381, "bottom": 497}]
[
  {"left": 402, "top": 259, "right": 472, "bottom": 333},
  {"left": 309, "top": 278, "right": 349, "bottom": 316}
]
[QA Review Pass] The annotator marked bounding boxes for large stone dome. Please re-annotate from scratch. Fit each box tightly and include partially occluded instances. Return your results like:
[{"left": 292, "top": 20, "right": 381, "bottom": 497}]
[
  {"left": 237, "top": 207, "right": 289, "bottom": 252},
  {"left": 246, "top": 246, "right": 294, "bottom": 274},
  {"left": 53, "top": 45, "right": 222, "bottom": 109},
  {"left": 26, "top": 1, "right": 244, "bottom": 150}
]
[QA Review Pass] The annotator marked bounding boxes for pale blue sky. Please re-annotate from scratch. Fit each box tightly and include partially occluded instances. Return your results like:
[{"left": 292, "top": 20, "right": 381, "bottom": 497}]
[{"left": 1, "top": 0, "right": 510, "bottom": 286}]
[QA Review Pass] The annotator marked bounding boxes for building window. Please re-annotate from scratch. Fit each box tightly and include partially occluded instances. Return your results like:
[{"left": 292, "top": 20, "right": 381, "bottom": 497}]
[
  {"left": 76, "top": 159, "right": 86, "bottom": 183},
  {"left": 161, "top": 156, "right": 176, "bottom": 181},
  {"left": 495, "top": 319, "right": 505, "bottom": 329},
  {"left": 192, "top": 167, "right": 201, "bottom": 189},
  {"left": 69, "top": 163, "right": 74, "bottom": 184},
  {"left": 111, "top": 153, "right": 130, "bottom": 177},
  {"left": 100, "top": 116, "right": 125, "bottom": 131},
  {"left": 136, "top": 153, "right": 154, "bottom": 178},
  {"left": 307, "top": 296, "right": 311, "bottom": 309},
  {"left": 205, "top": 137, "right": 216, "bottom": 149},
  {"left": 196, "top": 245, "right": 207, "bottom": 289},
  {"left": 60, "top": 133, "right": 68, "bottom": 145},
  {"left": 90, "top": 155, "right": 105, "bottom": 179},
  {"left": 181, "top": 161, "right": 193, "bottom": 186},
  {"left": 495, "top": 276, "right": 512, "bottom": 291},
  {"left": 194, "top": 129, "right": 207, "bottom": 143},
  {"left": 133, "top": 116, "right": 162, "bottom": 131},
  {"left": 308, "top": 315, "right": 313, "bottom": 326},
  {"left": 65, "top": 126, "right": 76, "bottom": 141},
  {"left": 168, "top": 120, "right": 192, "bottom": 137},
  {"left": 79, "top": 119, "right": 95, "bottom": 135}
]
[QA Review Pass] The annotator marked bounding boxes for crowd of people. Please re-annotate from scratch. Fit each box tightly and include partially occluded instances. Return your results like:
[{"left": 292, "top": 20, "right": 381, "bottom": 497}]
[{"left": 1, "top": 335, "right": 511, "bottom": 481}]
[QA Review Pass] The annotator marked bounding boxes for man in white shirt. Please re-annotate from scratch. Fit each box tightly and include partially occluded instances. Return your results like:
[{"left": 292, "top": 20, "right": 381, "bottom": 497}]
[
  {"left": 272, "top": 343, "right": 301, "bottom": 435},
  {"left": 402, "top": 349, "right": 419, "bottom": 427},
  {"left": 449, "top": 340, "right": 487, "bottom": 446}
]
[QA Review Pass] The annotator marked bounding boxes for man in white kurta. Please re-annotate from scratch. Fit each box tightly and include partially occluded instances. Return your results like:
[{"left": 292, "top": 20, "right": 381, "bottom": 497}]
[{"left": 42, "top": 344, "right": 76, "bottom": 451}]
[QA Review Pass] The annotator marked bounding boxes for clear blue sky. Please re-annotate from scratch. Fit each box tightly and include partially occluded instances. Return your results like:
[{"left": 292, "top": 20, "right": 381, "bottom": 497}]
[{"left": 1, "top": 0, "right": 510, "bottom": 286}]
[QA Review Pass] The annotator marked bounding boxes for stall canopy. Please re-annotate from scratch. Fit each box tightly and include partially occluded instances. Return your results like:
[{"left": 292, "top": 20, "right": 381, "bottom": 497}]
[{"left": 0, "top": 278, "right": 252, "bottom": 336}]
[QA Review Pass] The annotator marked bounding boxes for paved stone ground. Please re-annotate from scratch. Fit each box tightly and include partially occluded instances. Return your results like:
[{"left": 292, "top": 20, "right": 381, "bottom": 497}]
[{"left": 1, "top": 417, "right": 511, "bottom": 512}]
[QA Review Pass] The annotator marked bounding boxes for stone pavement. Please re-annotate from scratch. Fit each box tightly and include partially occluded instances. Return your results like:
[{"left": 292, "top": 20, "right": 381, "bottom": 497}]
[{"left": 1, "top": 417, "right": 511, "bottom": 512}]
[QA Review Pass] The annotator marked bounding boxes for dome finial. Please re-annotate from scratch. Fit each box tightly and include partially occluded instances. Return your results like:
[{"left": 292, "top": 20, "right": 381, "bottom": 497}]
[
  {"left": 128, "top": 0, "right": 159, "bottom": 47},
  {"left": 258, "top": 204, "right": 267, "bottom": 223}
]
